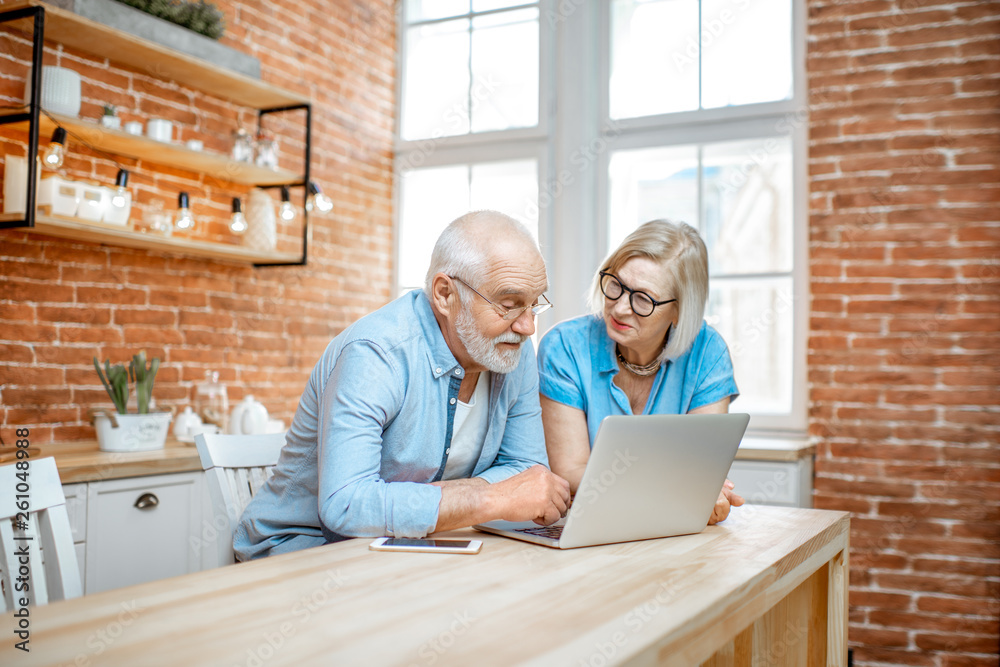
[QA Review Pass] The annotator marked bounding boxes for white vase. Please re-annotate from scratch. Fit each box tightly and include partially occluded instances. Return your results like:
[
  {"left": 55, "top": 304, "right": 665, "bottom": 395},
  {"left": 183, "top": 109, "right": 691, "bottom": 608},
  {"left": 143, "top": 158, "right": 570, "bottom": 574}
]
[
  {"left": 94, "top": 412, "right": 172, "bottom": 452},
  {"left": 24, "top": 66, "right": 82, "bottom": 117},
  {"left": 244, "top": 187, "right": 277, "bottom": 252}
]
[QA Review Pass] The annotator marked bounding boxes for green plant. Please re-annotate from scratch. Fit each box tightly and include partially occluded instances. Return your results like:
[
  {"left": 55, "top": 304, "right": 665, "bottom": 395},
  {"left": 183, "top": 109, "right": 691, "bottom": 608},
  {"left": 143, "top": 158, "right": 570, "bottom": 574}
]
[
  {"left": 93, "top": 351, "right": 161, "bottom": 415},
  {"left": 103, "top": 104, "right": 117, "bottom": 117},
  {"left": 114, "top": 0, "right": 225, "bottom": 40}
]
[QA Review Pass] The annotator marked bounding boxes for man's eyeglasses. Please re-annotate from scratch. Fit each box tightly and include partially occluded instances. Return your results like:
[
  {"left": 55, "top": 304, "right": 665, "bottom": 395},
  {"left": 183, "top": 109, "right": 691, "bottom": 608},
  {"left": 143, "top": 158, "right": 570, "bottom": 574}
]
[
  {"left": 599, "top": 271, "right": 676, "bottom": 317},
  {"left": 449, "top": 276, "right": 552, "bottom": 321}
]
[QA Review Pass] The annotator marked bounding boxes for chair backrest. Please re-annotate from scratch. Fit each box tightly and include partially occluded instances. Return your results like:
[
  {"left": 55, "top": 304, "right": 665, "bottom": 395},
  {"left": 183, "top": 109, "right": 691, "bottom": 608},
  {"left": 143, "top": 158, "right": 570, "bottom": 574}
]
[
  {"left": 193, "top": 432, "right": 285, "bottom": 567},
  {"left": 0, "top": 456, "right": 82, "bottom": 610}
]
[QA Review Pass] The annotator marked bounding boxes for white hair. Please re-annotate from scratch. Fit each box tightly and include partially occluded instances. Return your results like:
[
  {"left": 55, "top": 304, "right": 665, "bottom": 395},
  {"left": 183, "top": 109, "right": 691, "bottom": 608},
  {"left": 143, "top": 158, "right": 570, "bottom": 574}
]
[
  {"left": 588, "top": 219, "right": 709, "bottom": 362},
  {"left": 423, "top": 210, "right": 537, "bottom": 304}
]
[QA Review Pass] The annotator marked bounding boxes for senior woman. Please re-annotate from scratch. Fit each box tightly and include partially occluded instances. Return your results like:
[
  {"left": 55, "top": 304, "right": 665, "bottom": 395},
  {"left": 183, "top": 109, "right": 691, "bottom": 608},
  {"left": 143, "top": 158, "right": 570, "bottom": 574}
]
[{"left": 537, "top": 219, "right": 743, "bottom": 524}]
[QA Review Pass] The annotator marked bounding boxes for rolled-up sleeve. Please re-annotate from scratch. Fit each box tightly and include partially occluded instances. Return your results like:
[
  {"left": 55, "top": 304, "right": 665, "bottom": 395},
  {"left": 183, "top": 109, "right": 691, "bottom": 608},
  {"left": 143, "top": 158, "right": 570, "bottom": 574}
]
[
  {"left": 537, "top": 326, "right": 587, "bottom": 411},
  {"left": 316, "top": 341, "right": 442, "bottom": 538}
]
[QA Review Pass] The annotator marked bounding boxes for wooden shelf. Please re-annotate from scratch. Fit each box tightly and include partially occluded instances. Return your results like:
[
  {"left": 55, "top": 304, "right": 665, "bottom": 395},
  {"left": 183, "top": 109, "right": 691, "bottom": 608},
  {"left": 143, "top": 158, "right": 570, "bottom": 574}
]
[
  {"left": 0, "top": 211, "right": 303, "bottom": 264},
  {"left": 2, "top": 0, "right": 309, "bottom": 108},
  {"left": 0, "top": 110, "right": 301, "bottom": 186}
]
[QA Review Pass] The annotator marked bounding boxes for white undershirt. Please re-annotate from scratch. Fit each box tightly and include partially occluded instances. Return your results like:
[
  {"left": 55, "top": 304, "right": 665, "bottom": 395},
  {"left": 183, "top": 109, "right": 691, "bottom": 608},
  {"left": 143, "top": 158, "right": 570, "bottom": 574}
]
[{"left": 442, "top": 372, "right": 490, "bottom": 481}]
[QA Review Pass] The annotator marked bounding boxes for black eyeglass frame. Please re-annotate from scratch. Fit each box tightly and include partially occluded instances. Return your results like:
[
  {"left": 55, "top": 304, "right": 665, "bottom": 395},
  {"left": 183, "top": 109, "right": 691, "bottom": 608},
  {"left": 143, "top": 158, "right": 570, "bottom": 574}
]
[
  {"left": 449, "top": 275, "right": 553, "bottom": 321},
  {"left": 599, "top": 270, "right": 677, "bottom": 317}
]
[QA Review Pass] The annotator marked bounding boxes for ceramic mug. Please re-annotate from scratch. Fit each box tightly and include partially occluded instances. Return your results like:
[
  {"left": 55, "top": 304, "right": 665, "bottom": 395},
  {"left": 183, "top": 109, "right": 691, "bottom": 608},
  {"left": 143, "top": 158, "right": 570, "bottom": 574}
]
[
  {"left": 147, "top": 118, "right": 173, "bottom": 142},
  {"left": 124, "top": 121, "right": 144, "bottom": 135}
]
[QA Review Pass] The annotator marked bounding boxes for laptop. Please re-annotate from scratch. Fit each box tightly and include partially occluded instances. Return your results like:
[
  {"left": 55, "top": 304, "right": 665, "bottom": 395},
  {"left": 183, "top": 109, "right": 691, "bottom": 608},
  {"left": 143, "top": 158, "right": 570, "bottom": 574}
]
[{"left": 474, "top": 413, "right": 750, "bottom": 549}]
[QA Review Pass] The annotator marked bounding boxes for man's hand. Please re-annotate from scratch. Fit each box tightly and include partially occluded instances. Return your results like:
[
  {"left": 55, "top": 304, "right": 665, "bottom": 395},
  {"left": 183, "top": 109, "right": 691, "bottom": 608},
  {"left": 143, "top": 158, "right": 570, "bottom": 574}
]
[
  {"left": 708, "top": 478, "right": 744, "bottom": 525},
  {"left": 490, "top": 465, "right": 571, "bottom": 526}
]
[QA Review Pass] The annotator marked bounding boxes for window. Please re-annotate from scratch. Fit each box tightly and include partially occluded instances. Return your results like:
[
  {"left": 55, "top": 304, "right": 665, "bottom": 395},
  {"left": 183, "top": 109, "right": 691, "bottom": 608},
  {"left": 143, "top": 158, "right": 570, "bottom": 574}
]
[{"left": 395, "top": 1, "right": 805, "bottom": 433}]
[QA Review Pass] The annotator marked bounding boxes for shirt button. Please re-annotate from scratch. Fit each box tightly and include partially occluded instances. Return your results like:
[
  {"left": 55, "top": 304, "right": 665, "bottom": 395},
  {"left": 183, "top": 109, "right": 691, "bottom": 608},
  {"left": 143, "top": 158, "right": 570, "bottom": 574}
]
[
  {"left": 449, "top": 398, "right": 456, "bottom": 405},
  {"left": 445, "top": 448, "right": 451, "bottom": 454},
  {"left": 435, "top": 367, "right": 442, "bottom": 374},
  {"left": 454, "top": 369, "right": 461, "bottom": 376}
]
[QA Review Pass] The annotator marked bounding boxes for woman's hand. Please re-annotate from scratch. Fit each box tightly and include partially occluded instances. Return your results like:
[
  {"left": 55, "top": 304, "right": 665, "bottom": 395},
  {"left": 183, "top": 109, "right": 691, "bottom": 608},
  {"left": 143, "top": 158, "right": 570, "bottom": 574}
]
[{"left": 708, "top": 478, "right": 744, "bottom": 525}]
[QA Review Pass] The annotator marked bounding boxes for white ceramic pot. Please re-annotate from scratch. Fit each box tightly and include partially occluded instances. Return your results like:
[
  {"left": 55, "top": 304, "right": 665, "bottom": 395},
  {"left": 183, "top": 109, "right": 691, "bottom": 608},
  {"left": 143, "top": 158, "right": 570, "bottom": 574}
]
[
  {"left": 24, "top": 66, "right": 82, "bottom": 117},
  {"left": 244, "top": 188, "right": 277, "bottom": 252},
  {"left": 228, "top": 395, "right": 269, "bottom": 435},
  {"left": 95, "top": 412, "right": 172, "bottom": 452}
]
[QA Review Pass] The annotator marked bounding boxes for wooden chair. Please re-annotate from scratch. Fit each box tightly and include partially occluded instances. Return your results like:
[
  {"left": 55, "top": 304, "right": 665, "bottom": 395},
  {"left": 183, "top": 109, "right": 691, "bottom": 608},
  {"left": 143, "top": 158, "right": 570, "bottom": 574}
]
[
  {"left": 193, "top": 432, "right": 285, "bottom": 567},
  {"left": 0, "top": 456, "right": 82, "bottom": 610}
]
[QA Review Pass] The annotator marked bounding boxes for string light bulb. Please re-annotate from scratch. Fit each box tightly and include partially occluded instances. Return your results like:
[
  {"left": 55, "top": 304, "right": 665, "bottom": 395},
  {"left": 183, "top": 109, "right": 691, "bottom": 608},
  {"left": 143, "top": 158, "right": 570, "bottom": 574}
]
[
  {"left": 111, "top": 169, "right": 130, "bottom": 208},
  {"left": 175, "top": 192, "right": 195, "bottom": 231},
  {"left": 279, "top": 185, "right": 296, "bottom": 221},
  {"left": 42, "top": 127, "right": 67, "bottom": 169},
  {"left": 229, "top": 197, "right": 248, "bottom": 234},
  {"left": 306, "top": 181, "right": 333, "bottom": 214}
]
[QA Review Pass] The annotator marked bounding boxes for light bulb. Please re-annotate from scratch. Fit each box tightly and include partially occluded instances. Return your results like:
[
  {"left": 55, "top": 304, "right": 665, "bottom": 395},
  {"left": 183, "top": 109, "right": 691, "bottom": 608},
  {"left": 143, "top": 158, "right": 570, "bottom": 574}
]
[
  {"left": 229, "top": 197, "right": 248, "bottom": 234},
  {"left": 43, "top": 127, "right": 67, "bottom": 169},
  {"left": 279, "top": 185, "right": 296, "bottom": 221},
  {"left": 175, "top": 191, "right": 195, "bottom": 230},
  {"left": 306, "top": 181, "right": 333, "bottom": 213},
  {"left": 111, "top": 169, "right": 129, "bottom": 208}
]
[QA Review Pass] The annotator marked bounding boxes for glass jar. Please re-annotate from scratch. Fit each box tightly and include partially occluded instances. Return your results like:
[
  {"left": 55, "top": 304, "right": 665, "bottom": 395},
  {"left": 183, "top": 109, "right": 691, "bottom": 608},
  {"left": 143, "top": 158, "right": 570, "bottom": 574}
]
[
  {"left": 232, "top": 128, "right": 254, "bottom": 163},
  {"left": 195, "top": 370, "right": 229, "bottom": 432},
  {"left": 255, "top": 131, "right": 278, "bottom": 169},
  {"left": 134, "top": 198, "right": 173, "bottom": 237}
]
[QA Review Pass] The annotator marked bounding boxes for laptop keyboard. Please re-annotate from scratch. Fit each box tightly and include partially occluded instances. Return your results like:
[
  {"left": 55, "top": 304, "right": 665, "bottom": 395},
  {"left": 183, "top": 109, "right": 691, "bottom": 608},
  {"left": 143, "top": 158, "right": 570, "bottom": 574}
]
[{"left": 515, "top": 524, "right": 563, "bottom": 540}]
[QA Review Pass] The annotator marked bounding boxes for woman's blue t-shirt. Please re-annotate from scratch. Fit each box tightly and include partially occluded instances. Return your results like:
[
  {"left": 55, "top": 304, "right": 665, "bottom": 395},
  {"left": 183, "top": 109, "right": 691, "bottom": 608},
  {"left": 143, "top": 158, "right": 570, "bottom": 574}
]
[{"left": 537, "top": 315, "right": 739, "bottom": 448}]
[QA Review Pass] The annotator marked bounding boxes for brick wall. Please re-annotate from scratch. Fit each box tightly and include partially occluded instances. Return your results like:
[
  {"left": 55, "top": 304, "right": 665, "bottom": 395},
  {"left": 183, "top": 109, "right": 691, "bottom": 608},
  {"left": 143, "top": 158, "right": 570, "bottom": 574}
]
[
  {"left": 808, "top": 1, "right": 1000, "bottom": 665},
  {"left": 0, "top": 0, "right": 396, "bottom": 442}
]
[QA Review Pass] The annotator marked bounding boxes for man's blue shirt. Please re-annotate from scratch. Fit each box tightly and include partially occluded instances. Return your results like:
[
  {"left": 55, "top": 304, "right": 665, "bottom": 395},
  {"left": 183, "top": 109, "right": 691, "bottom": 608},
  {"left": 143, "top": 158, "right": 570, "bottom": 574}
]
[
  {"left": 234, "top": 290, "right": 547, "bottom": 560},
  {"left": 537, "top": 315, "right": 739, "bottom": 448}
]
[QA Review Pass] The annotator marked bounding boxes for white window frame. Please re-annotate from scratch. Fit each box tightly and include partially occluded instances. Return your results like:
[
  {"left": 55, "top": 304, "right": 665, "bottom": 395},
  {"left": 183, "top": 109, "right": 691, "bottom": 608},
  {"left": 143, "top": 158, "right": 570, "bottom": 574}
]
[{"left": 395, "top": 0, "right": 808, "bottom": 436}]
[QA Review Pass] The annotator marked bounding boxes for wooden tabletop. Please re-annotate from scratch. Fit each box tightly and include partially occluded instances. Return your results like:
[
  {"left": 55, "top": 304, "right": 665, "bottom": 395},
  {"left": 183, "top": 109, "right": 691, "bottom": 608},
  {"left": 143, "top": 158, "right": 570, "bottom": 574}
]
[{"left": 1, "top": 505, "right": 849, "bottom": 666}]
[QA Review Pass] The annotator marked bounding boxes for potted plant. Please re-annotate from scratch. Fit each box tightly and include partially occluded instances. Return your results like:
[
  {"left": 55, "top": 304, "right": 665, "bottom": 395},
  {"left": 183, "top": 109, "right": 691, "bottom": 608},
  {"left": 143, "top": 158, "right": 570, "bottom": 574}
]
[
  {"left": 92, "top": 351, "right": 172, "bottom": 452},
  {"left": 100, "top": 104, "right": 121, "bottom": 130}
]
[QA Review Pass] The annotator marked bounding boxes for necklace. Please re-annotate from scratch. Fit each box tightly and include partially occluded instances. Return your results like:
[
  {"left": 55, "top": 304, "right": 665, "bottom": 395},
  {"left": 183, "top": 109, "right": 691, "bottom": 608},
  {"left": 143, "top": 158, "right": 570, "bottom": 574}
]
[{"left": 616, "top": 345, "right": 662, "bottom": 376}]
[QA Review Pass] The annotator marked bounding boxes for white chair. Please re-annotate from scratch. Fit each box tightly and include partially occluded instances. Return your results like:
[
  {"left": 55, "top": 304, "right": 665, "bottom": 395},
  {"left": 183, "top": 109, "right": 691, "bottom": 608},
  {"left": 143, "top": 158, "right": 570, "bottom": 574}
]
[
  {"left": 0, "top": 456, "right": 82, "bottom": 610},
  {"left": 194, "top": 432, "right": 285, "bottom": 567}
]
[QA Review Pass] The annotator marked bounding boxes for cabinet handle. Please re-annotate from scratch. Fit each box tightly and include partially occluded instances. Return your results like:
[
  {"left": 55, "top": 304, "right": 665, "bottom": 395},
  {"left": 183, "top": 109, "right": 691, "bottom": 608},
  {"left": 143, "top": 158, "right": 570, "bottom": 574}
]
[{"left": 134, "top": 493, "right": 159, "bottom": 510}]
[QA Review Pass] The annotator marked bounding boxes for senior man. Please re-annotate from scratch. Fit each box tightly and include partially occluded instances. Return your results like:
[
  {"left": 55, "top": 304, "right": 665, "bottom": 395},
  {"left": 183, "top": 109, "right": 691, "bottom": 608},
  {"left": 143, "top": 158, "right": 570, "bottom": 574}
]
[{"left": 235, "top": 210, "right": 570, "bottom": 559}]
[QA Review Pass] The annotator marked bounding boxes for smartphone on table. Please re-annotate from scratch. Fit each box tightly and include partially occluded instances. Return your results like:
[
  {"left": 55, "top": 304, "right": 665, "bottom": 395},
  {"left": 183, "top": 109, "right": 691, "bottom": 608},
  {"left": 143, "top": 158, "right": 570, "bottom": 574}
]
[{"left": 369, "top": 537, "right": 483, "bottom": 554}]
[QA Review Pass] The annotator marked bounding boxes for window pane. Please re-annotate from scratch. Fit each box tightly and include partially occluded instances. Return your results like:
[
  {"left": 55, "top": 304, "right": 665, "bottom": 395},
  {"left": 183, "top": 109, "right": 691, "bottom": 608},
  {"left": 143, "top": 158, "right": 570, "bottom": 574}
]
[
  {"left": 473, "top": 0, "right": 535, "bottom": 11},
  {"left": 398, "top": 166, "right": 470, "bottom": 289},
  {"left": 406, "top": 0, "right": 469, "bottom": 22},
  {"left": 471, "top": 9, "right": 540, "bottom": 132},
  {"left": 398, "top": 159, "right": 538, "bottom": 292},
  {"left": 470, "top": 160, "right": 539, "bottom": 237},
  {"left": 707, "top": 277, "right": 794, "bottom": 415},
  {"left": 608, "top": 145, "right": 700, "bottom": 253},
  {"left": 402, "top": 19, "right": 471, "bottom": 140},
  {"left": 610, "top": 0, "right": 699, "bottom": 119},
  {"left": 701, "top": 0, "right": 793, "bottom": 108},
  {"left": 701, "top": 137, "right": 793, "bottom": 274}
]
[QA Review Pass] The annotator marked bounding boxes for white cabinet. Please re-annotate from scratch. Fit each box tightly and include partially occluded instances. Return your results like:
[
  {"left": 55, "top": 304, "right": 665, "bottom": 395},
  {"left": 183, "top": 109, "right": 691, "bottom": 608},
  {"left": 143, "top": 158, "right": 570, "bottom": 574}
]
[
  {"left": 63, "top": 471, "right": 205, "bottom": 595},
  {"left": 60, "top": 482, "right": 88, "bottom": 590},
  {"left": 726, "top": 438, "right": 814, "bottom": 508}
]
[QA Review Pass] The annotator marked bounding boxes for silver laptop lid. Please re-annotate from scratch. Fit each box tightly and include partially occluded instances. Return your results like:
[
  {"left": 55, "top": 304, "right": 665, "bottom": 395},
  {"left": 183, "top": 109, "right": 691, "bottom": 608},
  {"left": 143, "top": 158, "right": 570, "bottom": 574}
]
[{"left": 557, "top": 413, "right": 750, "bottom": 548}]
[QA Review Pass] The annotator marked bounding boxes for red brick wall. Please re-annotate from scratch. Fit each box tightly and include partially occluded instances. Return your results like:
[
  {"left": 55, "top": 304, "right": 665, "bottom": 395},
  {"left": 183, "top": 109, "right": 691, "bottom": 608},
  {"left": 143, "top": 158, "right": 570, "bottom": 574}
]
[
  {"left": 808, "top": 1, "right": 1000, "bottom": 665},
  {"left": 0, "top": 0, "right": 396, "bottom": 442}
]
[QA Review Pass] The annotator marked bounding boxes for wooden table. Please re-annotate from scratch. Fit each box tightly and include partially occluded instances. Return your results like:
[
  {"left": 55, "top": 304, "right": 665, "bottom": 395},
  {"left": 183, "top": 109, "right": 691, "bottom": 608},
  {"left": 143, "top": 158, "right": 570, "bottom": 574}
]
[{"left": 1, "top": 506, "right": 848, "bottom": 666}]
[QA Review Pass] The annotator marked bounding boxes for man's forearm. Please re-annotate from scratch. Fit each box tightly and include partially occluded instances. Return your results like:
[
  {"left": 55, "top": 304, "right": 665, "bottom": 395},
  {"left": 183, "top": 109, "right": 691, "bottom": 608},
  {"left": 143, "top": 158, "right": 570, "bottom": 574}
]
[{"left": 431, "top": 478, "right": 499, "bottom": 532}]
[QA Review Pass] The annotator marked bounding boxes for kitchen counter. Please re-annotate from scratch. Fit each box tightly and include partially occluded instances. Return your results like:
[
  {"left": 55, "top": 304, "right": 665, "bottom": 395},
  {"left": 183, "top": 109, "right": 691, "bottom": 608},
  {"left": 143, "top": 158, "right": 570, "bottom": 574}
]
[{"left": 27, "top": 438, "right": 203, "bottom": 483}]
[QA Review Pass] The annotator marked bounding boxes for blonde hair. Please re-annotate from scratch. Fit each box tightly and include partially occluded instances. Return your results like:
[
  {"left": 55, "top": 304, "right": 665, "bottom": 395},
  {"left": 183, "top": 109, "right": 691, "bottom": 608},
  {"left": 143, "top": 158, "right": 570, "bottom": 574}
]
[{"left": 589, "top": 220, "right": 709, "bottom": 361}]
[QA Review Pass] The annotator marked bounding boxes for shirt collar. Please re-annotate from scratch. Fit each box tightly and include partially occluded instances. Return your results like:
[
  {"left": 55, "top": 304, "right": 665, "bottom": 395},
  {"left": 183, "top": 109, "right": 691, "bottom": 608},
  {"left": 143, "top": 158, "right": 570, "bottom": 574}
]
[{"left": 413, "top": 290, "right": 466, "bottom": 380}]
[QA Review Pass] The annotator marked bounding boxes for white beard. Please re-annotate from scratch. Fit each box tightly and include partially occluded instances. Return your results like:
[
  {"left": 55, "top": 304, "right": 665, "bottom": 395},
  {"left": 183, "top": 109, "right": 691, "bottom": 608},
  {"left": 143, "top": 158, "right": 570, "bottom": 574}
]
[{"left": 455, "top": 306, "right": 526, "bottom": 374}]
